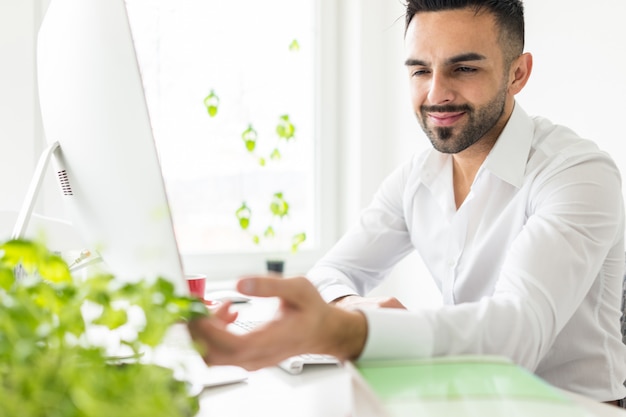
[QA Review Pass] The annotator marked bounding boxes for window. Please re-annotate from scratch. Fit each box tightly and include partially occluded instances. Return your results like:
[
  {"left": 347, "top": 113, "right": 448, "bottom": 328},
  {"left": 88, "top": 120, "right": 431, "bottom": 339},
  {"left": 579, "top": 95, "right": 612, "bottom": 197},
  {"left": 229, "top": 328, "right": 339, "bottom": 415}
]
[{"left": 126, "top": 0, "right": 336, "bottom": 276}]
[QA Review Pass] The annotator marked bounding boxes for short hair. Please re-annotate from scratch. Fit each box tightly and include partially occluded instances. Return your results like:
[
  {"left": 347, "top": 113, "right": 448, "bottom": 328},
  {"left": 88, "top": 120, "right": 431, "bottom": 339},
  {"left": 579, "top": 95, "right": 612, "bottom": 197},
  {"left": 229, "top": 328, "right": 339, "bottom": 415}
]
[{"left": 405, "top": 0, "right": 525, "bottom": 64}]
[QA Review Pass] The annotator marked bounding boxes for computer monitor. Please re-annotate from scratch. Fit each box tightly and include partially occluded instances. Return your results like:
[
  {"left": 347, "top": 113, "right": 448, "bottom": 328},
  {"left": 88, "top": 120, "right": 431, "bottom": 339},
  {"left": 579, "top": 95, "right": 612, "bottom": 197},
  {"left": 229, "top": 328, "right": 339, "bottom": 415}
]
[{"left": 29, "top": 0, "right": 187, "bottom": 294}]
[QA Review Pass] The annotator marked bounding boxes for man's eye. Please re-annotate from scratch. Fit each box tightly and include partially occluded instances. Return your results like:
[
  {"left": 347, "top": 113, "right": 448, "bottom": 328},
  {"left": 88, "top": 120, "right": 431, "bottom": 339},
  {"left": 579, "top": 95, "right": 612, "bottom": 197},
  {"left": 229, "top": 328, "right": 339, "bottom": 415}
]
[
  {"left": 411, "top": 69, "right": 429, "bottom": 77},
  {"left": 456, "top": 66, "right": 477, "bottom": 73}
]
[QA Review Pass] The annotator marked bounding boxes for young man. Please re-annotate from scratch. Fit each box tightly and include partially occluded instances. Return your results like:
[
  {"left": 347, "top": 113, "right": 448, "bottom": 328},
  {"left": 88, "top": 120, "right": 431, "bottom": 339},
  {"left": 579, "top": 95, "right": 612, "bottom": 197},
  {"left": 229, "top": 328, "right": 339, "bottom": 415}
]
[{"left": 189, "top": 0, "right": 626, "bottom": 402}]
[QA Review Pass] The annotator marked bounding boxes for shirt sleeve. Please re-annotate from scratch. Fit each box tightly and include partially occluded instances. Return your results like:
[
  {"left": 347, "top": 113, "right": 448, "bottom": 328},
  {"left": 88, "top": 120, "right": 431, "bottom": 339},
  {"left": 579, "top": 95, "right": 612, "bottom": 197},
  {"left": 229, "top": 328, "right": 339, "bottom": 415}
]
[
  {"left": 358, "top": 307, "right": 434, "bottom": 359},
  {"left": 359, "top": 147, "right": 625, "bottom": 373},
  {"left": 307, "top": 160, "right": 417, "bottom": 302}
]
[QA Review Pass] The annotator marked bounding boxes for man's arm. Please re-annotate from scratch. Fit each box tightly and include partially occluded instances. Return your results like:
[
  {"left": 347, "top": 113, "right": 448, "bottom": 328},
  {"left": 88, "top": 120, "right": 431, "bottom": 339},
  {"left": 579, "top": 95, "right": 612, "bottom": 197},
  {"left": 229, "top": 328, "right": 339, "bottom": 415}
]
[{"left": 307, "top": 161, "right": 419, "bottom": 302}]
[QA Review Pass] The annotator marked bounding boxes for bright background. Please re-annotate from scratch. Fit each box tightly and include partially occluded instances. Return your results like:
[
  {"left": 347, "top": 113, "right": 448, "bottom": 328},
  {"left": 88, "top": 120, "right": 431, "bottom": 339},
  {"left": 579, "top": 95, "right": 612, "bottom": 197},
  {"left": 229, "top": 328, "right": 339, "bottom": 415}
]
[{"left": 1, "top": 0, "right": 625, "bottom": 309}]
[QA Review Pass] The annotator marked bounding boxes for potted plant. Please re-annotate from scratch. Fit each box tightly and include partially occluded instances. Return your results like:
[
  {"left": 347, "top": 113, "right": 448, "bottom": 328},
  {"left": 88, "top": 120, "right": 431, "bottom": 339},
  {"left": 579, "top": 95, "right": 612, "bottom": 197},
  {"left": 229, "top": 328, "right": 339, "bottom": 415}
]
[{"left": 0, "top": 238, "right": 208, "bottom": 417}]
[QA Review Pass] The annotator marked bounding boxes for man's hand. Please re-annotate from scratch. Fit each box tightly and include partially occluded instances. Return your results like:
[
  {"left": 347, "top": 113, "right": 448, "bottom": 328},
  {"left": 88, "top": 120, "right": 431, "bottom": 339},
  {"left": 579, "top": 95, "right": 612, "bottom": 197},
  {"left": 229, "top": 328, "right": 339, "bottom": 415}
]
[
  {"left": 187, "top": 276, "right": 368, "bottom": 371},
  {"left": 332, "top": 294, "right": 407, "bottom": 310}
]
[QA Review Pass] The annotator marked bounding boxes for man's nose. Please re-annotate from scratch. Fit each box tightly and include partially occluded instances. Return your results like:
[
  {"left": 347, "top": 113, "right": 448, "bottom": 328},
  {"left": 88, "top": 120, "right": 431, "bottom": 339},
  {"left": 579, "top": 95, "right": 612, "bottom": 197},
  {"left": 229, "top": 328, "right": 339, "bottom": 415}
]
[{"left": 427, "top": 72, "right": 455, "bottom": 104}]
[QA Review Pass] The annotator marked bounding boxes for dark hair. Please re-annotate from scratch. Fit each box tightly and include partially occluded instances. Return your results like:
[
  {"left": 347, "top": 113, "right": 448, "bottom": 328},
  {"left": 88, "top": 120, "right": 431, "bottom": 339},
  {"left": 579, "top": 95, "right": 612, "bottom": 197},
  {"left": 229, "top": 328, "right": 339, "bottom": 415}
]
[{"left": 405, "top": 0, "right": 525, "bottom": 63}]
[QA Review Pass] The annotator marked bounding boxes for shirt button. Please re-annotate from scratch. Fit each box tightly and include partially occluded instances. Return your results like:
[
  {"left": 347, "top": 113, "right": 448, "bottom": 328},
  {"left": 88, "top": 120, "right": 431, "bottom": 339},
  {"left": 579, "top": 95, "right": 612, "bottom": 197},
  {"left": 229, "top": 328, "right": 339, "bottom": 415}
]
[{"left": 448, "top": 259, "right": 455, "bottom": 267}]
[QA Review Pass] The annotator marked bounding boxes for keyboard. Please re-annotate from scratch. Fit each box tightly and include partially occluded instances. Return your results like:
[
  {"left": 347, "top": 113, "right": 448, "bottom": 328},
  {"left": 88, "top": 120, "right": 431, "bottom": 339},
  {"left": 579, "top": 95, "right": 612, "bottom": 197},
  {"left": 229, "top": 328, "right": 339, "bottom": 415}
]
[{"left": 231, "top": 320, "right": 340, "bottom": 374}]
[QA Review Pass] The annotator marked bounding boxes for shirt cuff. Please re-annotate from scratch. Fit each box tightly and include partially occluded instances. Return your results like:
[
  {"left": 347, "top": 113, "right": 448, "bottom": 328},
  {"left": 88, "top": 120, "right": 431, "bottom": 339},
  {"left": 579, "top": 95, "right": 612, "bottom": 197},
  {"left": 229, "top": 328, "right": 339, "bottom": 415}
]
[
  {"left": 358, "top": 308, "right": 434, "bottom": 361},
  {"left": 318, "top": 285, "right": 359, "bottom": 303},
  {"left": 307, "top": 266, "right": 359, "bottom": 303}
]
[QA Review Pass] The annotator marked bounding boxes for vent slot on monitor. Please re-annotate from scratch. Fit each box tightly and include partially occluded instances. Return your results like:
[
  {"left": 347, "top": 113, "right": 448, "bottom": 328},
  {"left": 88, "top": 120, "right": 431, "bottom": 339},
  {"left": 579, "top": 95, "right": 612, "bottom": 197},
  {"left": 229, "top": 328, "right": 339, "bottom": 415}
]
[{"left": 57, "top": 169, "right": 73, "bottom": 195}]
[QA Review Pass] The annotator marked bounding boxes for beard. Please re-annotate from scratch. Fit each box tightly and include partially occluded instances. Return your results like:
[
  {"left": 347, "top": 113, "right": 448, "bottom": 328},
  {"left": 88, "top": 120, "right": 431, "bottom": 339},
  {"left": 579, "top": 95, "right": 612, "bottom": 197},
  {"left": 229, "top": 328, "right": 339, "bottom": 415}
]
[{"left": 417, "top": 83, "right": 508, "bottom": 154}]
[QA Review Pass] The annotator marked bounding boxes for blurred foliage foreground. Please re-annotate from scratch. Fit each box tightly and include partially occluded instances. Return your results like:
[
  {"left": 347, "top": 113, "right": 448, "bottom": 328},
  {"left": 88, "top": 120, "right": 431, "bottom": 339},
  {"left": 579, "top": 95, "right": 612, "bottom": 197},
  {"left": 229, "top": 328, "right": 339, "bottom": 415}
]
[{"left": 0, "top": 239, "right": 209, "bottom": 417}]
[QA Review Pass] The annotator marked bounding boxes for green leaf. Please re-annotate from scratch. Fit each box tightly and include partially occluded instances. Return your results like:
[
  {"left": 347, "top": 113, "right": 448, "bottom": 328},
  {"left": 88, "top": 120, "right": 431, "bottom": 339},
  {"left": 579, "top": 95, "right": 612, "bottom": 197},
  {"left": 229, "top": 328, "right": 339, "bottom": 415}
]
[
  {"left": 0, "top": 239, "right": 46, "bottom": 273},
  {"left": 288, "top": 39, "right": 300, "bottom": 52},
  {"left": 153, "top": 277, "right": 176, "bottom": 299},
  {"left": 0, "top": 266, "right": 15, "bottom": 290},
  {"left": 37, "top": 253, "right": 72, "bottom": 284},
  {"left": 235, "top": 202, "right": 252, "bottom": 230},
  {"left": 263, "top": 226, "right": 275, "bottom": 239},
  {"left": 241, "top": 124, "right": 258, "bottom": 153},
  {"left": 93, "top": 307, "right": 128, "bottom": 330},
  {"left": 276, "top": 114, "right": 295, "bottom": 140},
  {"left": 138, "top": 320, "right": 168, "bottom": 347},
  {"left": 270, "top": 148, "right": 281, "bottom": 160},
  {"left": 269, "top": 192, "right": 289, "bottom": 218},
  {"left": 203, "top": 89, "right": 219, "bottom": 117},
  {"left": 291, "top": 232, "right": 307, "bottom": 253}
]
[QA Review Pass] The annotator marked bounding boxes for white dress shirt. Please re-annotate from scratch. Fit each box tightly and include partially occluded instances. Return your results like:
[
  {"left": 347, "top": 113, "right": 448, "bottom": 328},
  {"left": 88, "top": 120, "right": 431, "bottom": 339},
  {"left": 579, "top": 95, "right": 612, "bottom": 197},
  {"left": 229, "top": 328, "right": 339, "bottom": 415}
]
[{"left": 307, "top": 103, "right": 626, "bottom": 401}]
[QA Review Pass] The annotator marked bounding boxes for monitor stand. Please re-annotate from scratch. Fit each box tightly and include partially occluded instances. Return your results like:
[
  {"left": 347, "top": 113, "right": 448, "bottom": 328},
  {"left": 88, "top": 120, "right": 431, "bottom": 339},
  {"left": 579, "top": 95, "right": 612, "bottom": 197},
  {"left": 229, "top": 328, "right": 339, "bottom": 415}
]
[
  {"left": 12, "top": 140, "right": 60, "bottom": 240},
  {"left": 11, "top": 141, "right": 101, "bottom": 272}
]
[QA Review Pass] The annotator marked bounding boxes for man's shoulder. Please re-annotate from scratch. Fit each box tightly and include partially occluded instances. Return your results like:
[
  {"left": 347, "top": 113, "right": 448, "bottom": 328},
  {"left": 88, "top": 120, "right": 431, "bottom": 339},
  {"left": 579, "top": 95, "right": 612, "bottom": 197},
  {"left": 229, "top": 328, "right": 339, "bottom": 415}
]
[
  {"left": 525, "top": 115, "right": 617, "bottom": 173},
  {"left": 525, "top": 115, "right": 621, "bottom": 187},
  {"left": 529, "top": 115, "right": 601, "bottom": 155}
]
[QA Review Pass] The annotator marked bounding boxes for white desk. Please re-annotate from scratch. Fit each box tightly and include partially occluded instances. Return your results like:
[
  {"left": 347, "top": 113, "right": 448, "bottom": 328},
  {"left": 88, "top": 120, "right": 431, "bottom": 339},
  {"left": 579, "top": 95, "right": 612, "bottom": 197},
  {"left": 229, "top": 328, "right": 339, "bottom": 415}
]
[
  {"left": 196, "top": 365, "right": 352, "bottom": 417},
  {"left": 191, "top": 362, "right": 626, "bottom": 417},
  {"left": 187, "top": 291, "right": 626, "bottom": 417}
]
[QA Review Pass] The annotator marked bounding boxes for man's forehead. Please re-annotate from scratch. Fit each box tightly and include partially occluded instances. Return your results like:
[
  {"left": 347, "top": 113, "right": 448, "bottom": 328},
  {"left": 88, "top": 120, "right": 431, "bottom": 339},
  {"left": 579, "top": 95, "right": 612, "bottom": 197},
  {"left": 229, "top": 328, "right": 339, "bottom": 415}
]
[{"left": 404, "top": 9, "right": 500, "bottom": 64}]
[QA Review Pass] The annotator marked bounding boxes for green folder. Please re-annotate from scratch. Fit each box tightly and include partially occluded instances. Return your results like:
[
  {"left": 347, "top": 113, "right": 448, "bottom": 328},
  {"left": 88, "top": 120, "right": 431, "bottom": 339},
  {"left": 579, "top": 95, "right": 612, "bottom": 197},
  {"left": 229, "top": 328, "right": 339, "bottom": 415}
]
[{"left": 352, "top": 356, "right": 586, "bottom": 417}]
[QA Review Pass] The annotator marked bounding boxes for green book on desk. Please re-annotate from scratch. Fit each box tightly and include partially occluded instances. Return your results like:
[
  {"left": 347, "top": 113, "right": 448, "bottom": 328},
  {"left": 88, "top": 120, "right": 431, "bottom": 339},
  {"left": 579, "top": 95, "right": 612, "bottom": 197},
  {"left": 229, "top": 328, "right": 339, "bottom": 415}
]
[{"left": 349, "top": 356, "right": 587, "bottom": 417}]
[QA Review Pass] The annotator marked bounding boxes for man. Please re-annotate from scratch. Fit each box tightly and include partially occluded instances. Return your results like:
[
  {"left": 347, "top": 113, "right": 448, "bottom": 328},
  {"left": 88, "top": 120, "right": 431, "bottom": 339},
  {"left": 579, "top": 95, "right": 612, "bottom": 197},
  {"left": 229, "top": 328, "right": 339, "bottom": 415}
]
[{"left": 189, "top": 0, "right": 626, "bottom": 403}]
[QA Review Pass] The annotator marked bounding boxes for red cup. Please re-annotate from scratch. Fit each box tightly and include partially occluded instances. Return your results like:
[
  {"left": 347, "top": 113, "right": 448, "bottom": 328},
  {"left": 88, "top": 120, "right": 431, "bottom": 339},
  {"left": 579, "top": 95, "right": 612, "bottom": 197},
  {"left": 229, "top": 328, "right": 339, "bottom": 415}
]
[{"left": 185, "top": 274, "right": 206, "bottom": 299}]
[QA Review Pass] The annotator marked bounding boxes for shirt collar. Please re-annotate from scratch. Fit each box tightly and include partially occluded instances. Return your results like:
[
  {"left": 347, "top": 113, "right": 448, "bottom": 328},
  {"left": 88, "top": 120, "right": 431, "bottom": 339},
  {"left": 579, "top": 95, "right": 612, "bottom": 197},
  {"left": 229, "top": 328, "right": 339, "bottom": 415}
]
[{"left": 482, "top": 102, "right": 534, "bottom": 188}]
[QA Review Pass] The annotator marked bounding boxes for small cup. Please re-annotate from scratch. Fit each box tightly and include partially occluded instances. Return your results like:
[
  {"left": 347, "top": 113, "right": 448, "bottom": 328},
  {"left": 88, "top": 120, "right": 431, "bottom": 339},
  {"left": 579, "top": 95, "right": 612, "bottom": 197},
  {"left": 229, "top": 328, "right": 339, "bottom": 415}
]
[{"left": 185, "top": 274, "right": 207, "bottom": 300}]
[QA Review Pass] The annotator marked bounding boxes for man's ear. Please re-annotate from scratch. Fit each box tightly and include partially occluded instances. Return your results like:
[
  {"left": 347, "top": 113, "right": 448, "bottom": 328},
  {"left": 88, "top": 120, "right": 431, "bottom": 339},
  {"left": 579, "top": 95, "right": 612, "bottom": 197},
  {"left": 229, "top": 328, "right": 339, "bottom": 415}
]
[{"left": 508, "top": 52, "right": 533, "bottom": 95}]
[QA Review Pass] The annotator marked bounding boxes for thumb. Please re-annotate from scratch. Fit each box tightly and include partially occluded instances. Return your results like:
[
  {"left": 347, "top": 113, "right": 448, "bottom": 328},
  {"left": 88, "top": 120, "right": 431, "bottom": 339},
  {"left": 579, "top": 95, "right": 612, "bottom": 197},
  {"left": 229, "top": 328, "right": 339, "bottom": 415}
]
[{"left": 237, "top": 276, "right": 319, "bottom": 306}]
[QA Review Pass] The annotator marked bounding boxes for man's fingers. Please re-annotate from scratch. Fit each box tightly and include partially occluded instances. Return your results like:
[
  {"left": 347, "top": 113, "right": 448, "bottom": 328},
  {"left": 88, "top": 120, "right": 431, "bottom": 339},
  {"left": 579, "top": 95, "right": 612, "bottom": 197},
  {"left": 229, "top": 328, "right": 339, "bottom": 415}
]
[
  {"left": 212, "top": 300, "right": 239, "bottom": 324},
  {"left": 188, "top": 317, "right": 237, "bottom": 360},
  {"left": 187, "top": 316, "right": 302, "bottom": 371}
]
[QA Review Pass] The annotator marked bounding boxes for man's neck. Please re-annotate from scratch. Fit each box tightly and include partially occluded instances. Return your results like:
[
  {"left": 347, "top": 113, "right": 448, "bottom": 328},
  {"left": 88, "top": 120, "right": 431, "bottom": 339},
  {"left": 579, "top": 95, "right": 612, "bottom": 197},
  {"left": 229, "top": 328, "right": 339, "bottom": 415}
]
[{"left": 452, "top": 149, "right": 489, "bottom": 209}]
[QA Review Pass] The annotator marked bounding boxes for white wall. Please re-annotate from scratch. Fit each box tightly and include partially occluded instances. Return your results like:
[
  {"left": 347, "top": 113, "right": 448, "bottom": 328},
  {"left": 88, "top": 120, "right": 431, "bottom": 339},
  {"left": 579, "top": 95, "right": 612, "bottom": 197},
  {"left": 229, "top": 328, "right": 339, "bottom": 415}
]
[
  {"left": 0, "top": 0, "right": 61, "bottom": 231},
  {"left": 0, "top": 1, "right": 38, "bottom": 212}
]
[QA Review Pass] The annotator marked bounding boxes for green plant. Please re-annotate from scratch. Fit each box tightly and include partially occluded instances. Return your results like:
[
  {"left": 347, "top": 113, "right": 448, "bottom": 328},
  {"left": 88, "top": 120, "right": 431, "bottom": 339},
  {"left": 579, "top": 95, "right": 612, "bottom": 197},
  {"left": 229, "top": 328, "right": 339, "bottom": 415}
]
[
  {"left": 204, "top": 39, "right": 307, "bottom": 257},
  {"left": 235, "top": 192, "right": 306, "bottom": 254},
  {"left": 235, "top": 116, "right": 306, "bottom": 253},
  {"left": 203, "top": 89, "right": 219, "bottom": 118},
  {"left": 234, "top": 114, "right": 307, "bottom": 254},
  {"left": 0, "top": 239, "right": 209, "bottom": 417}
]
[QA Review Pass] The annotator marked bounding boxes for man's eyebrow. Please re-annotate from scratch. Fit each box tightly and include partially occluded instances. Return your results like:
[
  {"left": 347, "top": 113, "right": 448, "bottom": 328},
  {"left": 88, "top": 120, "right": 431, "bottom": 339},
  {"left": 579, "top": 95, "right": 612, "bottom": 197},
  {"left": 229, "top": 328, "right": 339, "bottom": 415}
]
[
  {"left": 404, "top": 52, "right": 487, "bottom": 67},
  {"left": 446, "top": 52, "right": 486, "bottom": 65},
  {"left": 404, "top": 58, "right": 427, "bottom": 67}
]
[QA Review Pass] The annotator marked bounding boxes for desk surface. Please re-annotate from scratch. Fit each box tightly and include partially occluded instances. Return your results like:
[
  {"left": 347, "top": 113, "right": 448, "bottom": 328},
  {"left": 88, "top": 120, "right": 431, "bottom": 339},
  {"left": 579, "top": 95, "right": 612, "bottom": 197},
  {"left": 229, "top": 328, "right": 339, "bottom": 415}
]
[
  {"left": 191, "top": 362, "right": 626, "bottom": 417},
  {"left": 196, "top": 365, "right": 352, "bottom": 417},
  {"left": 187, "top": 292, "right": 626, "bottom": 417}
]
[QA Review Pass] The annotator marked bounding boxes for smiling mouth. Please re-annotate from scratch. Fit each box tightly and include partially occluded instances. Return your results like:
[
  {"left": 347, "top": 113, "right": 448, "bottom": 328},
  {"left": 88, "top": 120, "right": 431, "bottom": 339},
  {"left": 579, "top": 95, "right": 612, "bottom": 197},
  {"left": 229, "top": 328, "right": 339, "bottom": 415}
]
[{"left": 428, "top": 112, "right": 465, "bottom": 127}]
